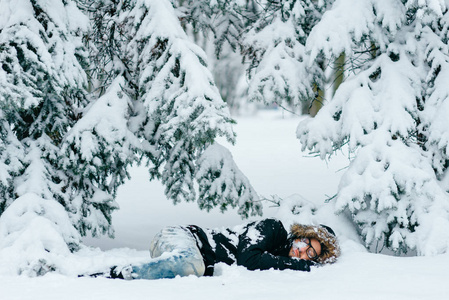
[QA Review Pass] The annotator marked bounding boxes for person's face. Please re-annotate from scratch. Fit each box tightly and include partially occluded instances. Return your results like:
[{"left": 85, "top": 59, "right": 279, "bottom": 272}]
[{"left": 289, "top": 237, "right": 322, "bottom": 261}]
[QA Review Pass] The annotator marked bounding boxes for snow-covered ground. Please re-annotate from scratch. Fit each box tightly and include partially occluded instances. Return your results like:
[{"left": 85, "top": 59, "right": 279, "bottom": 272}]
[
  {"left": 2, "top": 110, "right": 449, "bottom": 299},
  {"left": 3, "top": 252, "right": 449, "bottom": 300}
]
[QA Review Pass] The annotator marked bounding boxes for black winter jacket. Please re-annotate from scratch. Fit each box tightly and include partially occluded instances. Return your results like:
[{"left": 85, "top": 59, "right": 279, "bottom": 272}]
[{"left": 187, "top": 218, "right": 314, "bottom": 276}]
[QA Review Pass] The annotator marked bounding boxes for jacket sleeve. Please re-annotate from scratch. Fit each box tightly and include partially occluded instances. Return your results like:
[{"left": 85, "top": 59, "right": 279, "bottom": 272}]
[{"left": 236, "top": 219, "right": 313, "bottom": 272}]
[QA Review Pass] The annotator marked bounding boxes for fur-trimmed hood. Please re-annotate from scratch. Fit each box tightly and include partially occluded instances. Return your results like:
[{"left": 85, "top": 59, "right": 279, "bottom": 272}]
[{"left": 290, "top": 224, "right": 340, "bottom": 264}]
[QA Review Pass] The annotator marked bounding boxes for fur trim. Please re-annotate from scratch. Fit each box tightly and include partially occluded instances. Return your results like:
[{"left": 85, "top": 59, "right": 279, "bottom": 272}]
[{"left": 290, "top": 224, "right": 341, "bottom": 264}]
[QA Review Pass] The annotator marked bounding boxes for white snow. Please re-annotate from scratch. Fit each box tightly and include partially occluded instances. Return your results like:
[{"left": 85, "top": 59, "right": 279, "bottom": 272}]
[{"left": 1, "top": 110, "right": 448, "bottom": 299}]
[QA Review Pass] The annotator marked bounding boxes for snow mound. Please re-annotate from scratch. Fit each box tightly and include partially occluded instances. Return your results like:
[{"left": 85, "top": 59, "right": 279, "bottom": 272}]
[{"left": 0, "top": 193, "right": 80, "bottom": 276}]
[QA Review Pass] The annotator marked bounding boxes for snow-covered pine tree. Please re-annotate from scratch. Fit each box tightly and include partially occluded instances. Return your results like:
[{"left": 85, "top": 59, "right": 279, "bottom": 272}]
[
  {"left": 0, "top": 0, "right": 90, "bottom": 273},
  {"left": 173, "top": 0, "right": 215, "bottom": 34},
  {"left": 61, "top": 76, "right": 142, "bottom": 237},
  {"left": 196, "top": 143, "right": 260, "bottom": 218},
  {"left": 209, "top": 48, "right": 249, "bottom": 114},
  {"left": 418, "top": 0, "right": 449, "bottom": 255},
  {"left": 173, "top": 0, "right": 258, "bottom": 58},
  {"left": 297, "top": 0, "right": 449, "bottom": 255},
  {"left": 125, "top": 0, "right": 261, "bottom": 217},
  {"left": 211, "top": 0, "right": 260, "bottom": 113},
  {"left": 211, "top": 0, "right": 250, "bottom": 58},
  {"left": 242, "top": 0, "right": 333, "bottom": 113},
  {"left": 78, "top": 0, "right": 262, "bottom": 218},
  {"left": 0, "top": 112, "right": 24, "bottom": 214},
  {"left": 54, "top": 0, "right": 144, "bottom": 238},
  {"left": 75, "top": 0, "right": 131, "bottom": 93},
  {"left": 172, "top": 0, "right": 257, "bottom": 113}
]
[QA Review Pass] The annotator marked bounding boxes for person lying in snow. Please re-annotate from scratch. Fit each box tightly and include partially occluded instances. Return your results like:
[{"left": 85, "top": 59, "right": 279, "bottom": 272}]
[{"left": 109, "top": 218, "right": 340, "bottom": 280}]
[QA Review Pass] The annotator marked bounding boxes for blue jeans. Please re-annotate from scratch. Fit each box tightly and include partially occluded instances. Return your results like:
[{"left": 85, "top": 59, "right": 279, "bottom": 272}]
[{"left": 132, "top": 226, "right": 205, "bottom": 279}]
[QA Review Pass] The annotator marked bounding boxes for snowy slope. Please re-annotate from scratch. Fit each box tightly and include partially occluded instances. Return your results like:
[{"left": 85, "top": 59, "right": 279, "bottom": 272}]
[{"left": 2, "top": 110, "right": 448, "bottom": 299}]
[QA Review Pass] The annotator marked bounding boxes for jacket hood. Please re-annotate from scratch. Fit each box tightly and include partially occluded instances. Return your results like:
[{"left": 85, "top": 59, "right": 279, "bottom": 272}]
[{"left": 289, "top": 223, "right": 340, "bottom": 264}]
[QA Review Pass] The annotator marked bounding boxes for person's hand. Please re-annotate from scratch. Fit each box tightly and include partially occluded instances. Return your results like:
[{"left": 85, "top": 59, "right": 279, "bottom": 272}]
[
  {"left": 307, "top": 260, "right": 317, "bottom": 267},
  {"left": 296, "top": 258, "right": 316, "bottom": 271},
  {"left": 110, "top": 265, "right": 133, "bottom": 280}
]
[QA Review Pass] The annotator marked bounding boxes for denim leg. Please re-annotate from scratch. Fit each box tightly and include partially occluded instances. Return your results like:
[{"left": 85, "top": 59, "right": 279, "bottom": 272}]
[
  {"left": 132, "top": 250, "right": 204, "bottom": 279},
  {"left": 132, "top": 226, "right": 205, "bottom": 280}
]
